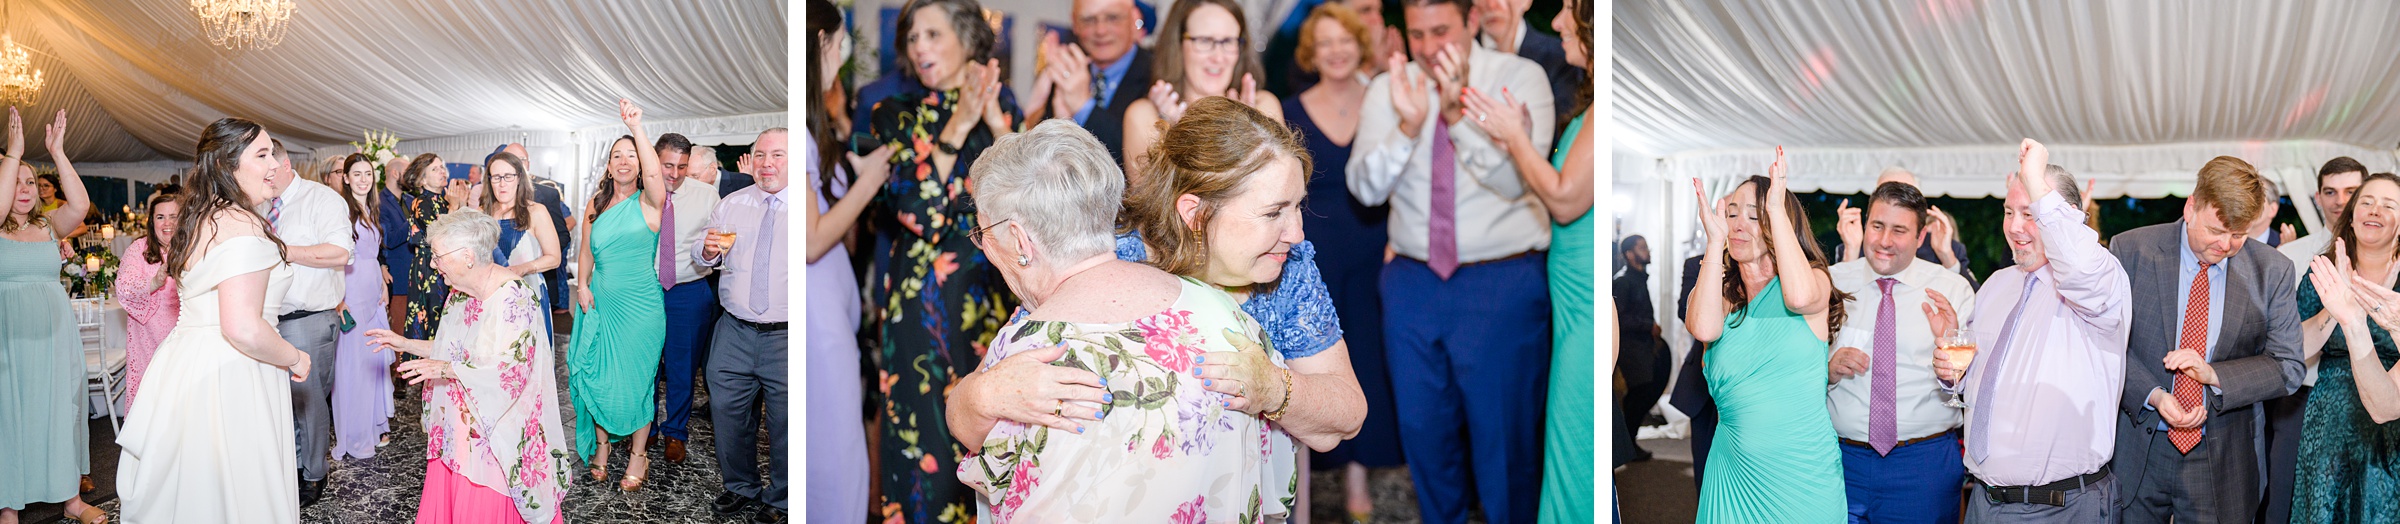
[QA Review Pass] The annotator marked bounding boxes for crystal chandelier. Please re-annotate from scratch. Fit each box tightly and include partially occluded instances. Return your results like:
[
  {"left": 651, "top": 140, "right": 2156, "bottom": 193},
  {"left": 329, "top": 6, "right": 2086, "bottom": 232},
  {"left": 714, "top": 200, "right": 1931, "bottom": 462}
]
[
  {"left": 190, "top": 0, "right": 298, "bottom": 51},
  {"left": 0, "top": 35, "right": 38, "bottom": 107}
]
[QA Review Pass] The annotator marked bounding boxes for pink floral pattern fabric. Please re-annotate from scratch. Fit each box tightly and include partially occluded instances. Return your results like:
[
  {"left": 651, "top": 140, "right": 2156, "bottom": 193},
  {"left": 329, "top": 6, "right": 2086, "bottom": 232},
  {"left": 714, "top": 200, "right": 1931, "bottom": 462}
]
[
  {"left": 959, "top": 277, "right": 1299, "bottom": 523},
  {"left": 419, "top": 280, "right": 569, "bottom": 523},
  {"left": 115, "top": 240, "right": 177, "bottom": 404}
]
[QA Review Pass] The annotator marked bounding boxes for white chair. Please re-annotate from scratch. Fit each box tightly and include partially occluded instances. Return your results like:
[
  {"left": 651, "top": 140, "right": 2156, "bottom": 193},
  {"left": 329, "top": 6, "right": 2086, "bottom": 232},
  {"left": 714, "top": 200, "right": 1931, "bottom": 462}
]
[{"left": 76, "top": 298, "right": 127, "bottom": 433}]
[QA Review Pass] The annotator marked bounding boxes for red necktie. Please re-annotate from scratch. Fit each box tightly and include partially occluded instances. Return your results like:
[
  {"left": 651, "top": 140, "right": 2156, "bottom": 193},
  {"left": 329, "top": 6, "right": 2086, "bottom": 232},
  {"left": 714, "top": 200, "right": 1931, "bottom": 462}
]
[{"left": 2169, "top": 262, "right": 2212, "bottom": 454}]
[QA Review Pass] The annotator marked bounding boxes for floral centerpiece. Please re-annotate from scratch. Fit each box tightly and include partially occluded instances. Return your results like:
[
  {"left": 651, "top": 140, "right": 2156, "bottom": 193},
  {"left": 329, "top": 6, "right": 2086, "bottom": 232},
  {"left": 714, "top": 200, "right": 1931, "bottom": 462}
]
[
  {"left": 349, "top": 129, "right": 401, "bottom": 163},
  {"left": 61, "top": 241, "right": 118, "bottom": 298}
]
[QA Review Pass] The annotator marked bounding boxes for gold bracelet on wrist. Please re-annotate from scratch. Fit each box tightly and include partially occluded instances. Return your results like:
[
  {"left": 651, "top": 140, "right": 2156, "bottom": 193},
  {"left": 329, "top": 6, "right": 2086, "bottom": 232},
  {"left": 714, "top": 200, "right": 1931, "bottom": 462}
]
[{"left": 1264, "top": 368, "right": 1295, "bottom": 421}]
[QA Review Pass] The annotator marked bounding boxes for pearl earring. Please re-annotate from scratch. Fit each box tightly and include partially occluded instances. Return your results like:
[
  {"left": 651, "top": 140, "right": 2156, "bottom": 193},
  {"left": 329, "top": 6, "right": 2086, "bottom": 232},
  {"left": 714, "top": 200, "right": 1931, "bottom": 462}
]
[{"left": 1017, "top": 255, "right": 1033, "bottom": 267}]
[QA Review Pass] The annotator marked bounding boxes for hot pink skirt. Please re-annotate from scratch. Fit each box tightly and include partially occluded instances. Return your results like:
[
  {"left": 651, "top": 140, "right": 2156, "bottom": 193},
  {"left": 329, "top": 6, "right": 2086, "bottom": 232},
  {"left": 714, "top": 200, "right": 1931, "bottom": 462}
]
[{"left": 415, "top": 459, "right": 562, "bottom": 523}]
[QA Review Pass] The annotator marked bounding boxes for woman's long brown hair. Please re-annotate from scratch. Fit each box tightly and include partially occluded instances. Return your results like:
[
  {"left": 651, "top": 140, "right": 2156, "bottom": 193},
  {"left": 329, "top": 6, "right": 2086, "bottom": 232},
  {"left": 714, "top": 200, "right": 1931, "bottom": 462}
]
[
  {"left": 163, "top": 118, "right": 287, "bottom": 280},
  {"left": 586, "top": 136, "right": 642, "bottom": 224},
  {"left": 1718, "top": 175, "right": 1850, "bottom": 339},
  {"left": 482, "top": 152, "right": 535, "bottom": 231},
  {"left": 2323, "top": 172, "right": 2400, "bottom": 265}
]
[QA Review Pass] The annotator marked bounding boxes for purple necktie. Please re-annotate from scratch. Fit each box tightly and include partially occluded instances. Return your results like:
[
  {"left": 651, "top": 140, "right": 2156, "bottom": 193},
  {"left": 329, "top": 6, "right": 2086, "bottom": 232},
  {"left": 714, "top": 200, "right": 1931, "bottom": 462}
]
[
  {"left": 1969, "top": 275, "right": 2041, "bottom": 463},
  {"left": 1428, "top": 120, "right": 1459, "bottom": 279},
  {"left": 658, "top": 190, "right": 677, "bottom": 290},
  {"left": 1869, "top": 278, "right": 1899, "bottom": 455}
]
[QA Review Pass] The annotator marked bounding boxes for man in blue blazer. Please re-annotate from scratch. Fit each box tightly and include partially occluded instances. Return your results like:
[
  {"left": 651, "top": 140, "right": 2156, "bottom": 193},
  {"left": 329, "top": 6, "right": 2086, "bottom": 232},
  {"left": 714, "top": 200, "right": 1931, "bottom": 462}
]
[{"left": 1476, "top": 0, "right": 1586, "bottom": 129}]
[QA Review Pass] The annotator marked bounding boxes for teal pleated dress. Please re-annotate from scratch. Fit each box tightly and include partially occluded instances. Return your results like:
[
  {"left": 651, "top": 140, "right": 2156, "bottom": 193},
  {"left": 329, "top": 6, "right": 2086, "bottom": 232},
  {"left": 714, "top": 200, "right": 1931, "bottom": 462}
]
[
  {"left": 567, "top": 193, "right": 665, "bottom": 460},
  {"left": 1696, "top": 278, "right": 1845, "bottom": 523},
  {"left": 0, "top": 232, "right": 89, "bottom": 509},
  {"left": 1538, "top": 115, "right": 1595, "bottom": 523}
]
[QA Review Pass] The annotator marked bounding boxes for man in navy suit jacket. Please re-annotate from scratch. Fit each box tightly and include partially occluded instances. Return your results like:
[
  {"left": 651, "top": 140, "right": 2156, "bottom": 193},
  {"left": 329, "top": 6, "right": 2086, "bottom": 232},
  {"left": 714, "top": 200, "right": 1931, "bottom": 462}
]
[{"left": 1477, "top": 0, "right": 1587, "bottom": 128}]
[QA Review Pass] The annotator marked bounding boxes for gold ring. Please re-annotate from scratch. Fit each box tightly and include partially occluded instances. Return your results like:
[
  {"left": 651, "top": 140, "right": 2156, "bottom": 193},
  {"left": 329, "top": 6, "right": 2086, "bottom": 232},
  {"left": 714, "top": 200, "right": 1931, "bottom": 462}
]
[{"left": 1053, "top": 399, "right": 1064, "bottom": 418}]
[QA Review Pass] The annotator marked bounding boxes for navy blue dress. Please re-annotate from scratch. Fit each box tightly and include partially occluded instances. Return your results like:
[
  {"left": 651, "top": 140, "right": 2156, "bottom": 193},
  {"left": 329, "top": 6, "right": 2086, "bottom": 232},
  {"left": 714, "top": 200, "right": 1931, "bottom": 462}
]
[{"left": 1285, "top": 96, "right": 1403, "bottom": 469}]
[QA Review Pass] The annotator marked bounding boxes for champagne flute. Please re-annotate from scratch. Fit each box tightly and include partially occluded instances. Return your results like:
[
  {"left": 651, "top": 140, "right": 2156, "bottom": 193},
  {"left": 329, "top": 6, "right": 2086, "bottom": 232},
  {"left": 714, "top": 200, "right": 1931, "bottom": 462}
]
[
  {"left": 1937, "top": 328, "right": 1977, "bottom": 408},
  {"left": 708, "top": 226, "right": 738, "bottom": 267}
]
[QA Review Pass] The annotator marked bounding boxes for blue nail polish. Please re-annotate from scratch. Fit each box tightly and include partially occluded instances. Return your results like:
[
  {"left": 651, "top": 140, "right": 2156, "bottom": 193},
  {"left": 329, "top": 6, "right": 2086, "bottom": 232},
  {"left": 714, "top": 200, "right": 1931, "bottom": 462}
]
[
  {"left": 1096, "top": 409, "right": 1106, "bottom": 418},
  {"left": 1100, "top": 377, "right": 1109, "bottom": 387},
  {"left": 1076, "top": 426, "right": 1085, "bottom": 434},
  {"left": 1204, "top": 379, "right": 1214, "bottom": 387},
  {"left": 1104, "top": 393, "right": 1114, "bottom": 403},
  {"left": 1222, "top": 400, "right": 1231, "bottom": 408},
  {"left": 1195, "top": 355, "right": 1205, "bottom": 364}
]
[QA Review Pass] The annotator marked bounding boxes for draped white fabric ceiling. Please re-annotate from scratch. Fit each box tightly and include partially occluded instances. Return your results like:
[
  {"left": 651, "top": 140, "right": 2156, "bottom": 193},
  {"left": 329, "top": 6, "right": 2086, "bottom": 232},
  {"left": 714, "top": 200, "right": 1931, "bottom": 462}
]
[
  {"left": 8, "top": 0, "right": 786, "bottom": 170},
  {"left": 1614, "top": 0, "right": 2400, "bottom": 198}
]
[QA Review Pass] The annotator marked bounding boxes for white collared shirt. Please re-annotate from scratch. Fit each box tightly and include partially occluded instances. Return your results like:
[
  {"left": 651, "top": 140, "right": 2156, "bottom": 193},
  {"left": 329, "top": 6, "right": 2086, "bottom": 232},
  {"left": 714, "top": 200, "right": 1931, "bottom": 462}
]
[
  {"left": 669, "top": 180, "right": 721, "bottom": 284},
  {"left": 271, "top": 178, "right": 355, "bottom": 315},
  {"left": 1347, "top": 45, "right": 1556, "bottom": 263},
  {"left": 1825, "top": 257, "right": 1976, "bottom": 442},
  {"left": 2281, "top": 232, "right": 2332, "bottom": 386}
]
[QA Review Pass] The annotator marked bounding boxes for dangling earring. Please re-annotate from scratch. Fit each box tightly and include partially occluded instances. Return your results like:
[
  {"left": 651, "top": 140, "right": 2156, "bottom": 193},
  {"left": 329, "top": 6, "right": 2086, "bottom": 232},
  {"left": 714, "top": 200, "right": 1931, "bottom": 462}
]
[{"left": 1191, "top": 228, "right": 1206, "bottom": 265}]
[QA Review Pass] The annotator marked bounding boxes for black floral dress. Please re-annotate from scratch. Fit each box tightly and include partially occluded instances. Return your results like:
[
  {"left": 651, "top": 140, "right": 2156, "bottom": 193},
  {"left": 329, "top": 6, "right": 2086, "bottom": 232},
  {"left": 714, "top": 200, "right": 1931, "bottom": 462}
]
[
  {"left": 403, "top": 188, "right": 450, "bottom": 339},
  {"left": 863, "top": 87, "right": 1020, "bottom": 524}
]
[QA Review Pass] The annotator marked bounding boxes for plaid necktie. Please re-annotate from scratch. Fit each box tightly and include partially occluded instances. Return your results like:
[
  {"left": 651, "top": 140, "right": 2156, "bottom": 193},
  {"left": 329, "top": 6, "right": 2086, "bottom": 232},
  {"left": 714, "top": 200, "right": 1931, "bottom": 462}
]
[
  {"left": 2169, "top": 262, "right": 2214, "bottom": 454},
  {"left": 1868, "top": 278, "right": 1899, "bottom": 455}
]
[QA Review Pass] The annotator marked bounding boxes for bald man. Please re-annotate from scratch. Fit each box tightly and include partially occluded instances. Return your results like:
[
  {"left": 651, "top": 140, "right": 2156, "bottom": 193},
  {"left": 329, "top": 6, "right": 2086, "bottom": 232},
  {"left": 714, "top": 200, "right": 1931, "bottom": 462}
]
[{"left": 1836, "top": 168, "right": 1980, "bottom": 288}]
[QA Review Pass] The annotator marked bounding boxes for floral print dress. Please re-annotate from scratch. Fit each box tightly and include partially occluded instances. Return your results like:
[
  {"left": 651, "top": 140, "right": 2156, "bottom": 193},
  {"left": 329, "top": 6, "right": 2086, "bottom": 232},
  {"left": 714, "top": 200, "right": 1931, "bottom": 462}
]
[
  {"left": 866, "top": 87, "right": 1022, "bottom": 524},
  {"left": 959, "top": 277, "right": 1300, "bottom": 524},
  {"left": 419, "top": 279, "right": 570, "bottom": 523},
  {"left": 403, "top": 188, "right": 451, "bottom": 339}
]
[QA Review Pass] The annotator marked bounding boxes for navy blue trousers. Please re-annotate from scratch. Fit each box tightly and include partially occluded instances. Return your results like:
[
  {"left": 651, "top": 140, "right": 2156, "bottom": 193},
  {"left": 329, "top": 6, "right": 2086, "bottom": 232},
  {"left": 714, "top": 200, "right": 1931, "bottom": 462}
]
[
  {"left": 655, "top": 281, "right": 718, "bottom": 440},
  {"left": 1842, "top": 432, "right": 1965, "bottom": 524},
  {"left": 1382, "top": 255, "right": 1551, "bottom": 524}
]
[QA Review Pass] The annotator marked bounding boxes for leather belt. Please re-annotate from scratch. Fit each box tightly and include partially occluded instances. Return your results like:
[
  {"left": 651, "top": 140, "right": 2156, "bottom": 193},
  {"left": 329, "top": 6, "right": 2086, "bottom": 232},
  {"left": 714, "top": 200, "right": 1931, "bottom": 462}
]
[
  {"left": 1976, "top": 464, "right": 2111, "bottom": 507},
  {"left": 1837, "top": 429, "right": 1957, "bottom": 450},
  {"left": 278, "top": 308, "right": 332, "bottom": 322},
  {"left": 733, "top": 316, "right": 788, "bottom": 332}
]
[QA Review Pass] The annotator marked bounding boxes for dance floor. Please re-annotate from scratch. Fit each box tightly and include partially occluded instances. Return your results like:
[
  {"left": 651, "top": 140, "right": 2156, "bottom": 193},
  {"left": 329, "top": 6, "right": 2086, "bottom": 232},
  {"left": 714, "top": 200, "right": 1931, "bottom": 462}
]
[
  {"left": 22, "top": 331, "right": 772, "bottom": 524},
  {"left": 1614, "top": 437, "right": 1701, "bottom": 524}
]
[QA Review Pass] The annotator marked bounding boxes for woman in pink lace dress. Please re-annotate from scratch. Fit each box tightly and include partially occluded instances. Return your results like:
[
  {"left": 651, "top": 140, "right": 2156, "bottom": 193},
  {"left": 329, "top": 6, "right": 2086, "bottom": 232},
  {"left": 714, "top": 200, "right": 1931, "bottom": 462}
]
[{"left": 115, "top": 186, "right": 182, "bottom": 405}]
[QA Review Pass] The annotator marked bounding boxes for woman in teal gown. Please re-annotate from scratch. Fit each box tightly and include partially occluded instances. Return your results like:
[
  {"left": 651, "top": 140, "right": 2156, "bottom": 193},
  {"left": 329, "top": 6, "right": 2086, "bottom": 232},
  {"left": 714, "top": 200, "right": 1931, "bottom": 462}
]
[
  {"left": 1461, "top": 0, "right": 1596, "bottom": 514},
  {"left": 1680, "top": 153, "right": 1849, "bottom": 523},
  {"left": 2289, "top": 172, "right": 2400, "bottom": 523},
  {"left": 567, "top": 100, "right": 671, "bottom": 491}
]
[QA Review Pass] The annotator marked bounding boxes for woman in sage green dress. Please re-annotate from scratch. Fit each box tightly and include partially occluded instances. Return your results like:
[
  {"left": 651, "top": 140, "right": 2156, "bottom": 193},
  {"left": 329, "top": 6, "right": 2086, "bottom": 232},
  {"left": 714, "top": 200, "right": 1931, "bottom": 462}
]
[
  {"left": 1462, "top": 0, "right": 1595, "bottom": 518},
  {"left": 1681, "top": 153, "right": 1850, "bottom": 523},
  {"left": 0, "top": 108, "right": 105, "bottom": 524},
  {"left": 567, "top": 99, "right": 670, "bottom": 492}
]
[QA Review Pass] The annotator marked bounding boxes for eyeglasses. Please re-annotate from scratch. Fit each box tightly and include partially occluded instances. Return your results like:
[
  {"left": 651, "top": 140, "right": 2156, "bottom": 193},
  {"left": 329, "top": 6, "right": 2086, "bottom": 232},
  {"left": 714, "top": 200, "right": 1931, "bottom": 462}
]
[
  {"left": 434, "top": 246, "right": 474, "bottom": 262},
  {"left": 491, "top": 173, "right": 522, "bottom": 182},
  {"left": 1184, "top": 35, "right": 1241, "bottom": 54},
  {"left": 968, "top": 217, "right": 1015, "bottom": 250}
]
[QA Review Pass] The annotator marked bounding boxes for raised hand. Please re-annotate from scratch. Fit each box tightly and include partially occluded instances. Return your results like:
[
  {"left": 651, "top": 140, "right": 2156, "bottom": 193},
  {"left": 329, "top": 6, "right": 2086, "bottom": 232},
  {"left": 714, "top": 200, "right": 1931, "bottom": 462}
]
[
  {"left": 2018, "top": 138, "right": 2052, "bottom": 196},
  {"left": 43, "top": 109, "right": 65, "bottom": 153},
  {"left": 1050, "top": 39, "right": 1096, "bottom": 115},
  {"left": 619, "top": 98, "right": 644, "bottom": 131},
  {"left": 1387, "top": 53, "right": 1430, "bottom": 136},
  {"left": 1766, "top": 146, "right": 1789, "bottom": 199},
  {"left": 1431, "top": 45, "right": 1469, "bottom": 125},
  {"left": 1147, "top": 80, "right": 1188, "bottom": 125},
  {"left": 736, "top": 153, "right": 755, "bottom": 175},
  {"left": 1694, "top": 178, "right": 1727, "bottom": 246},
  {"left": 1834, "top": 199, "right": 1862, "bottom": 257},
  {"left": 976, "top": 59, "right": 1012, "bottom": 132},
  {"left": 5, "top": 107, "right": 20, "bottom": 158},
  {"left": 1928, "top": 207, "right": 1960, "bottom": 263},
  {"left": 1462, "top": 86, "right": 1531, "bottom": 150},
  {"left": 1236, "top": 73, "right": 1262, "bottom": 110},
  {"left": 2314, "top": 254, "right": 2368, "bottom": 326}
]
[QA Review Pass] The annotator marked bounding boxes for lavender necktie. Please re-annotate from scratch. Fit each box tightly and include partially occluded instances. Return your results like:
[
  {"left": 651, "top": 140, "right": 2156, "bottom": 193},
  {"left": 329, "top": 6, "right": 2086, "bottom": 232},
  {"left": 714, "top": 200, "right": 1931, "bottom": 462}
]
[
  {"left": 1869, "top": 278, "right": 1899, "bottom": 455},
  {"left": 1969, "top": 275, "right": 2042, "bottom": 463},
  {"left": 1427, "top": 119, "right": 1459, "bottom": 279},
  {"left": 750, "top": 195, "right": 780, "bottom": 314},
  {"left": 658, "top": 190, "right": 677, "bottom": 290}
]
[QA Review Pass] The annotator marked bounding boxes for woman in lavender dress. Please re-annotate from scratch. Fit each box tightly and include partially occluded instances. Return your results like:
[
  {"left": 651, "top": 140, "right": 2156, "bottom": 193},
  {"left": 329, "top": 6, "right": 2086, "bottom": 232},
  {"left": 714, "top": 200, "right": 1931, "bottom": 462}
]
[{"left": 331, "top": 152, "right": 395, "bottom": 457}]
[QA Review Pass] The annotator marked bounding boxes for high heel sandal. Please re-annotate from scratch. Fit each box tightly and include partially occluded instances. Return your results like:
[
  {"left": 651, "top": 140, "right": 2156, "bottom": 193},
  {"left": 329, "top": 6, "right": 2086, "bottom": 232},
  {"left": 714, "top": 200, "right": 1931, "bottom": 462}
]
[
  {"left": 619, "top": 453, "right": 649, "bottom": 492},
  {"left": 70, "top": 504, "right": 109, "bottom": 524}
]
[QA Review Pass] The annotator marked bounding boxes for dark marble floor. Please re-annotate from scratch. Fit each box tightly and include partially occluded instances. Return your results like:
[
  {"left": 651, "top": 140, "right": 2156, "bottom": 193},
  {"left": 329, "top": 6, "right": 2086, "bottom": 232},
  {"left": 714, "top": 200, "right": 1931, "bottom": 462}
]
[{"left": 21, "top": 333, "right": 778, "bottom": 524}]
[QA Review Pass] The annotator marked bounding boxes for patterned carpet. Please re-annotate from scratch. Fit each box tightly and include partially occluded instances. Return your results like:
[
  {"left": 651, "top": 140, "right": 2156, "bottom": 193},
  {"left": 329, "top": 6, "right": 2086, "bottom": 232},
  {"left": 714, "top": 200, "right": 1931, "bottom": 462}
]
[{"left": 21, "top": 333, "right": 778, "bottom": 524}]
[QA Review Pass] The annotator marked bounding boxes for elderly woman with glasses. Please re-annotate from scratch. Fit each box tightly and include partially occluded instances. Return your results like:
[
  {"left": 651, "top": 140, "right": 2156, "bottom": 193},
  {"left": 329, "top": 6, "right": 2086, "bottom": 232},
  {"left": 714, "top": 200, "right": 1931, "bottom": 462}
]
[
  {"left": 364, "top": 209, "right": 569, "bottom": 524},
  {"left": 946, "top": 119, "right": 1298, "bottom": 523}
]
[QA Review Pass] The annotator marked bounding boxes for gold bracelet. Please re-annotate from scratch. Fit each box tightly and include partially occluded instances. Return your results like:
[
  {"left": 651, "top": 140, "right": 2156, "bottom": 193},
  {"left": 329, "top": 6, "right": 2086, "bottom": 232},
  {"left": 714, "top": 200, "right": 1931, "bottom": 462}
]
[{"left": 1264, "top": 367, "right": 1295, "bottom": 421}]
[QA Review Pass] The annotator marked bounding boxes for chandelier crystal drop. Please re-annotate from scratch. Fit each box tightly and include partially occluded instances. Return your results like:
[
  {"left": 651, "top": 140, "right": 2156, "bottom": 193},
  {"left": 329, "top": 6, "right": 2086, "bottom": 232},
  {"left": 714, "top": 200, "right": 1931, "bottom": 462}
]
[
  {"left": 191, "top": 0, "right": 298, "bottom": 51},
  {"left": 0, "top": 34, "right": 38, "bottom": 106}
]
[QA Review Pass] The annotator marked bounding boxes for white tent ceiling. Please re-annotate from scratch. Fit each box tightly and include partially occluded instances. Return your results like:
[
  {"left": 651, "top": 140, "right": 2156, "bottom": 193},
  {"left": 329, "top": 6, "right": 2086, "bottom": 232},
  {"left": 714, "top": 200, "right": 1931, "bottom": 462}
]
[
  {"left": 5, "top": 0, "right": 786, "bottom": 182},
  {"left": 1614, "top": 0, "right": 2400, "bottom": 199}
]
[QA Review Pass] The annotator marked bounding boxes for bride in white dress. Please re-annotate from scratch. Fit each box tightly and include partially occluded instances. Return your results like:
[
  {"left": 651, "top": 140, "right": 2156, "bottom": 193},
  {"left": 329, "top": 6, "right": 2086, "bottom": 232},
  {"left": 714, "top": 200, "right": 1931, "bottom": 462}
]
[{"left": 116, "top": 118, "right": 313, "bottom": 524}]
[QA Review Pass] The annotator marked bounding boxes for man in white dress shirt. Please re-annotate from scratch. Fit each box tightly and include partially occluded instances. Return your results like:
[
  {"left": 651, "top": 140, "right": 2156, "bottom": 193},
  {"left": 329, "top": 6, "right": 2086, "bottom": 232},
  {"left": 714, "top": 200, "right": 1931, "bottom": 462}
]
[
  {"left": 1345, "top": 0, "right": 1551, "bottom": 520},
  {"left": 652, "top": 132, "right": 721, "bottom": 464},
  {"left": 1824, "top": 181, "right": 1975, "bottom": 523},
  {"left": 265, "top": 140, "right": 357, "bottom": 506}
]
